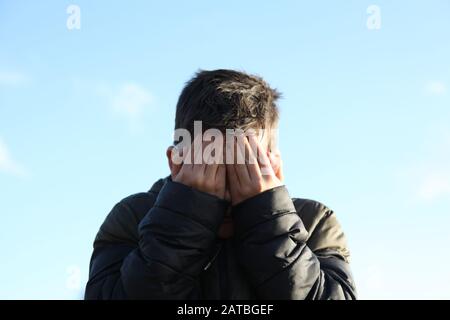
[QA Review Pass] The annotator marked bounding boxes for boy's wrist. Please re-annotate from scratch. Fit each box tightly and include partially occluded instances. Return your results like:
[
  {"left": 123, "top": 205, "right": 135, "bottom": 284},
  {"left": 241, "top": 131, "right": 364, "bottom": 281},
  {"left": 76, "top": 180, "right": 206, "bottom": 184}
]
[
  {"left": 155, "top": 180, "right": 229, "bottom": 232},
  {"left": 231, "top": 185, "right": 296, "bottom": 237}
]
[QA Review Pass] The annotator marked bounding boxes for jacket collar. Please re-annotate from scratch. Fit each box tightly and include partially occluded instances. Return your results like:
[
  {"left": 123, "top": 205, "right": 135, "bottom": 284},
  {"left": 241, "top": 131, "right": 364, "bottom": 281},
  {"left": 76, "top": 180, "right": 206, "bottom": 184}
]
[{"left": 148, "top": 176, "right": 170, "bottom": 194}]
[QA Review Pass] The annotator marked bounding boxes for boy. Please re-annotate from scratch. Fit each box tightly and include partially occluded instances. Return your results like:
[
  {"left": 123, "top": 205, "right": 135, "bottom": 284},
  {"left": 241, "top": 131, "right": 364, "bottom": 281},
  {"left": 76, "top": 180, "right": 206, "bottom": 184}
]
[{"left": 85, "top": 69, "right": 356, "bottom": 299}]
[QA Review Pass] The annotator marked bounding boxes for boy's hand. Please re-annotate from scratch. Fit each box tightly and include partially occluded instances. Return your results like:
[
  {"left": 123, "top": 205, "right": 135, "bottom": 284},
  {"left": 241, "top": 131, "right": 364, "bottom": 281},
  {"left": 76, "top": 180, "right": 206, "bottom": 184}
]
[
  {"left": 170, "top": 143, "right": 227, "bottom": 200},
  {"left": 226, "top": 134, "right": 283, "bottom": 206}
]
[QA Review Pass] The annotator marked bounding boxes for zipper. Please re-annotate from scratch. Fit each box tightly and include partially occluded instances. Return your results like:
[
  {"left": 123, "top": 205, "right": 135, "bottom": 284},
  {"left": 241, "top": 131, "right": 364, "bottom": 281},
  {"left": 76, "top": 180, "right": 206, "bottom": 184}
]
[{"left": 203, "top": 242, "right": 223, "bottom": 271}]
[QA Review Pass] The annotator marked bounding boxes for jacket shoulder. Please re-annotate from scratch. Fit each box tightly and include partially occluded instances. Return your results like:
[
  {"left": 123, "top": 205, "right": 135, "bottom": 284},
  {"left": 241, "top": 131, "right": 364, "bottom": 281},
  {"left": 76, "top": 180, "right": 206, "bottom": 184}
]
[
  {"left": 94, "top": 191, "right": 158, "bottom": 248},
  {"left": 292, "top": 198, "right": 350, "bottom": 262}
]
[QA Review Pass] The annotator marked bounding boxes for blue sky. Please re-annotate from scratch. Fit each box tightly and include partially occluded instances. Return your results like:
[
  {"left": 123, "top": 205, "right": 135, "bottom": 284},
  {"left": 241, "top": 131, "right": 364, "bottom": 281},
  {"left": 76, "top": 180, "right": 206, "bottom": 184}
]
[{"left": 0, "top": 0, "right": 449, "bottom": 299}]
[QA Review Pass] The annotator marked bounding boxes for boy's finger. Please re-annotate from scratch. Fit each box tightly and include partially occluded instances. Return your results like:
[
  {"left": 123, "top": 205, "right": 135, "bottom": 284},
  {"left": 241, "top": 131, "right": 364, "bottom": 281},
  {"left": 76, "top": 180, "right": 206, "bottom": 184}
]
[
  {"left": 188, "top": 134, "right": 203, "bottom": 166},
  {"left": 234, "top": 134, "right": 251, "bottom": 182},
  {"left": 216, "top": 164, "right": 226, "bottom": 187},
  {"left": 204, "top": 149, "right": 219, "bottom": 177},
  {"left": 277, "top": 158, "right": 284, "bottom": 181},
  {"left": 254, "top": 137, "right": 275, "bottom": 176},
  {"left": 188, "top": 138, "right": 205, "bottom": 175},
  {"left": 246, "top": 135, "right": 263, "bottom": 180},
  {"left": 193, "top": 162, "right": 206, "bottom": 178},
  {"left": 181, "top": 144, "right": 194, "bottom": 173},
  {"left": 218, "top": 166, "right": 227, "bottom": 199},
  {"left": 226, "top": 163, "right": 240, "bottom": 188},
  {"left": 174, "top": 162, "right": 190, "bottom": 181}
]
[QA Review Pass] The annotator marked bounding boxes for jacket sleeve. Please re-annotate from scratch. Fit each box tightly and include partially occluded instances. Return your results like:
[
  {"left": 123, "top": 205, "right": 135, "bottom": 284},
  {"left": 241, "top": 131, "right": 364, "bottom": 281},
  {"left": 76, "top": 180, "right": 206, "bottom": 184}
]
[
  {"left": 231, "top": 186, "right": 356, "bottom": 300},
  {"left": 85, "top": 181, "right": 228, "bottom": 299}
]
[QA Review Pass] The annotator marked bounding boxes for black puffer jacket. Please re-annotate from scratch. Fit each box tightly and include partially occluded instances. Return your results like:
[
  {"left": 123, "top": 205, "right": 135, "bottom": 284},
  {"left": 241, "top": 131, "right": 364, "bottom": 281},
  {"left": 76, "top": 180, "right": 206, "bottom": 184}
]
[{"left": 85, "top": 178, "right": 356, "bottom": 299}]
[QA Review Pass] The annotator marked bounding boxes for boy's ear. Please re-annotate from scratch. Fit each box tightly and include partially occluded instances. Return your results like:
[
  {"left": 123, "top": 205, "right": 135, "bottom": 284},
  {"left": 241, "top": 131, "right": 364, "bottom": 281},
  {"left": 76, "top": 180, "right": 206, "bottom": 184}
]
[
  {"left": 166, "top": 146, "right": 182, "bottom": 177},
  {"left": 166, "top": 146, "right": 174, "bottom": 171}
]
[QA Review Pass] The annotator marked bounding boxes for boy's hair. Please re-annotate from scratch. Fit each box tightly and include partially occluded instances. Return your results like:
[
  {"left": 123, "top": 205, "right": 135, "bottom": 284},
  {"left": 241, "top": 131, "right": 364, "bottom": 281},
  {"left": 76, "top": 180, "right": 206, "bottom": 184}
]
[{"left": 174, "top": 69, "right": 280, "bottom": 149}]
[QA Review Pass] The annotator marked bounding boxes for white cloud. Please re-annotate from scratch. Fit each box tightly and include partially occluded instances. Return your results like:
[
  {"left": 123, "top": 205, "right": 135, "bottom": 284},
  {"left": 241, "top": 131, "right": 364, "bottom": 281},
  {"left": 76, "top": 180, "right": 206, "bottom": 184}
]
[
  {"left": 0, "top": 138, "right": 26, "bottom": 177},
  {"left": 0, "top": 71, "right": 30, "bottom": 86},
  {"left": 425, "top": 81, "right": 446, "bottom": 95}
]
